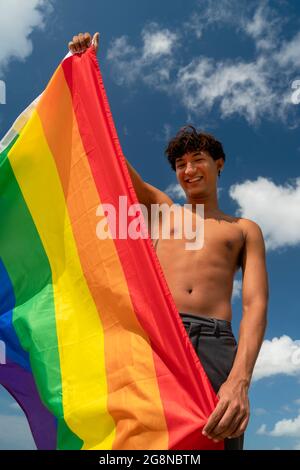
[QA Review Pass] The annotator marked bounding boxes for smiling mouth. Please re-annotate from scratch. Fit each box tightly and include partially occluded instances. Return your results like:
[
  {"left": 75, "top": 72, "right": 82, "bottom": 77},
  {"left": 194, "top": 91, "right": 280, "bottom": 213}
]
[{"left": 185, "top": 176, "right": 203, "bottom": 184}]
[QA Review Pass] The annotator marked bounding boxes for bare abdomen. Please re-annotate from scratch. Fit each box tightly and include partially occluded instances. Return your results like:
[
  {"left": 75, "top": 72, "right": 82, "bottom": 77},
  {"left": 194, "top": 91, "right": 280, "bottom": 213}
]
[{"left": 156, "top": 239, "right": 239, "bottom": 321}]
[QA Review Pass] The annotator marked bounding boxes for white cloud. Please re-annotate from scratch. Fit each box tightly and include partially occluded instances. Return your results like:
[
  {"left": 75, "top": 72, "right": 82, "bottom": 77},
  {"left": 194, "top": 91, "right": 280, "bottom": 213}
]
[
  {"left": 258, "top": 414, "right": 300, "bottom": 438},
  {"left": 176, "top": 1, "right": 296, "bottom": 124},
  {"left": 162, "top": 123, "right": 172, "bottom": 142},
  {"left": 175, "top": 55, "right": 278, "bottom": 124},
  {"left": 257, "top": 423, "right": 267, "bottom": 435},
  {"left": 281, "top": 404, "right": 294, "bottom": 414},
  {"left": 9, "top": 401, "right": 24, "bottom": 413},
  {"left": 245, "top": 6, "right": 267, "bottom": 39},
  {"left": 164, "top": 183, "right": 186, "bottom": 200},
  {"left": 253, "top": 335, "right": 300, "bottom": 381},
  {"left": 184, "top": 12, "right": 205, "bottom": 40},
  {"left": 183, "top": 0, "right": 240, "bottom": 40},
  {"left": 243, "top": 2, "right": 281, "bottom": 51},
  {"left": 229, "top": 177, "right": 300, "bottom": 250},
  {"left": 107, "top": 23, "right": 178, "bottom": 88},
  {"left": 142, "top": 27, "right": 177, "bottom": 59},
  {"left": 106, "top": 36, "right": 136, "bottom": 62},
  {"left": 186, "top": 0, "right": 282, "bottom": 53},
  {"left": 107, "top": 1, "right": 300, "bottom": 125},
  {"left": 186, "top": 0, "right": 280, "bottom": 52},
  {"left": 0, "top": 414, "right": 36, "bottom": 450},
  {"left": 185, "top": 0, "right": 242, "bottom": 38},
  {"left": 106, "top": 36, "right": 139, "bottom": 85},
  {"left": 181, "top": 1, "right": 296, "bottom": 124},
  {"left": 0, "top": 387, "right": 36, "bottom": 449},
  {"left": 149, "top": 123, "right": 173, "bottom": 144},
  {"left": 0, "top": 0, "right": 52, "bottom": 76},
  {"left": 276, "top": 32, "right": 300, "bottom": 68},
  {"left": 232, "top": 279, "right": 242, "bottom": 299}
]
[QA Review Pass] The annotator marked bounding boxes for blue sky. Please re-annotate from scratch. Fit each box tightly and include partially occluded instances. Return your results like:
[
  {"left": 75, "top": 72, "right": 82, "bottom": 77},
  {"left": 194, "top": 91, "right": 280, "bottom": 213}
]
[{"left": 0, "top": 0, "right": 300, "bottom": 450}]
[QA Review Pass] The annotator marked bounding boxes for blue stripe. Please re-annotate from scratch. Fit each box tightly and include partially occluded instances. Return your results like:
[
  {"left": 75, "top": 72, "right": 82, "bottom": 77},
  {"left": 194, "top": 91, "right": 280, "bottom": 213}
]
[
  {"left": 0, "top": 257, "right": 15, "bottom": 315},
  {"left": 0, "top": 259, "right": 31, "bottom": 371}
]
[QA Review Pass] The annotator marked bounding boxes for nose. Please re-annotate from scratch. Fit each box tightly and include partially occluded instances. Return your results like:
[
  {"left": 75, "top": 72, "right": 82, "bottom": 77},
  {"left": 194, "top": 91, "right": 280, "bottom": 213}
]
[{"left": 185, "top": 162, "right": 197, "bottom": 175}]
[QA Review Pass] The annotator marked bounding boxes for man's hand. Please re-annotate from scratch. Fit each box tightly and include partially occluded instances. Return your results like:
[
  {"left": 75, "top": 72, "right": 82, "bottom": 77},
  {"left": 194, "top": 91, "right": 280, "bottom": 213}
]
[
  {"left": 202, "top": 378, "right": 250, "bottom": 442},
  {"left": 68, "top": 32, "right": 100, "bottom": 55}
]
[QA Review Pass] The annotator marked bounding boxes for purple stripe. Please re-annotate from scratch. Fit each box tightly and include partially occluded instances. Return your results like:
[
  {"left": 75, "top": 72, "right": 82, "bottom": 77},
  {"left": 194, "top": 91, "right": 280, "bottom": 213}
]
[{"left": 0, "top": 360, "right": 56, "bottom": 449}]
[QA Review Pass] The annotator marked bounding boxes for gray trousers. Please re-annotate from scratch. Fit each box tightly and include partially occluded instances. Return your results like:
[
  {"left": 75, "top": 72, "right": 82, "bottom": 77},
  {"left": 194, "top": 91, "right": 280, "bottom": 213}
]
[{"left": 180, "top": 313, "right": 244, "bottom": 450}]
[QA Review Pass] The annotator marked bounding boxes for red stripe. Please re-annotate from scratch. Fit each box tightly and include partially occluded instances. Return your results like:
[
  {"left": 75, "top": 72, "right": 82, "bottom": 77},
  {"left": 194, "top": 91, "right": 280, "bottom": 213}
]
[{"left": 61, "top": 48, "right": 223, "bottom": 450}]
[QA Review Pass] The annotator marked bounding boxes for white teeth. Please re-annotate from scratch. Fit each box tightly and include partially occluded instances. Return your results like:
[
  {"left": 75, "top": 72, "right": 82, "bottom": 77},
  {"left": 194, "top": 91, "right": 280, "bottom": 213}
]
[{"left": 187, "top": 176, "right": 202, "bottom": 183}]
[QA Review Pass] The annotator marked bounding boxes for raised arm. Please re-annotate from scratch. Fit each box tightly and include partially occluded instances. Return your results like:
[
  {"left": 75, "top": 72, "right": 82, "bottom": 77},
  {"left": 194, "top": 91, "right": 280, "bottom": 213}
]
[
  {"left": 203, "top": 219, "right": 269, "bottom": 442},
  {"left": 68, "top": 32, "right": 173, "bottom": 214},
  {"left": 125, "top": 160, "right": 173, "bottom": 209}
]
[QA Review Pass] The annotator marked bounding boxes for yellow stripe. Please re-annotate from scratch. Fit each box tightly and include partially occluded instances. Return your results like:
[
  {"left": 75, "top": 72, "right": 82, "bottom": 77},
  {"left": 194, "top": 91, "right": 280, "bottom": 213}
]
[
  {"left": 8, "top": 111, "right": 116, "bottom": 449},
  {"left": 37, "top": 67, "right": 169, "bottom": 450}
]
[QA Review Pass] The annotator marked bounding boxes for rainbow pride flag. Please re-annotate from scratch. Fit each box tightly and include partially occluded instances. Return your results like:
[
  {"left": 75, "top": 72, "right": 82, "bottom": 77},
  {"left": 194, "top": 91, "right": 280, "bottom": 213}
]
[{"left": 0, "top": 47, "right": 222, "bottom": 450}]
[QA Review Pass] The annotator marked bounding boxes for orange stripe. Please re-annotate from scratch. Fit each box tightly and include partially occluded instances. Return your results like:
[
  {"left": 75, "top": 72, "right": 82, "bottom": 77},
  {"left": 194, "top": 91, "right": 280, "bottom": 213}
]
[
  {"left": 61, "top": 49, "right": 224, "bottom": 450},
  {"left": 37, "top": 66, "right": 168, "bottom": 449}
]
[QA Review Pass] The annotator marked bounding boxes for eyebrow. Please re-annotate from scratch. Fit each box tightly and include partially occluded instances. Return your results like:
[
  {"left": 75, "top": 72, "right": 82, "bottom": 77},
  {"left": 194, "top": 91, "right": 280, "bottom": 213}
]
[{"left": 176, "top": 151, "right": 204, "bottom": 163}]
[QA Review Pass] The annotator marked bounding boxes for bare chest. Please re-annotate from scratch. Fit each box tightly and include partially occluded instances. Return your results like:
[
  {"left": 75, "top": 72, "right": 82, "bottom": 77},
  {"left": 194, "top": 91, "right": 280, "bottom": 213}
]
[{"left": 154, "top": 216, "right": 245, "bottom": 273}]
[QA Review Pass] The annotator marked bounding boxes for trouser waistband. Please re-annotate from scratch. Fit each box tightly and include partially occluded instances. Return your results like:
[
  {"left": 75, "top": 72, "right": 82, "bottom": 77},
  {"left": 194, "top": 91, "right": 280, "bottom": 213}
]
[{"left": 179, "top": 312, "right": 233, "bottom": 337}]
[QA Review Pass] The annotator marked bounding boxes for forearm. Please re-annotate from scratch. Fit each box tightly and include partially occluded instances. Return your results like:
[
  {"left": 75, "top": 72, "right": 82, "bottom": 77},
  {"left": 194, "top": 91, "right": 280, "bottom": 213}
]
[
  {"left": 228, "top": 304, "right": 267, "bottom": 387},
  {"left": 125, "top": 159, "right": 152, "bottom": 208},
  {"left": 125, "top": 159, "right": 173, "bottom": 210},
  {"left": 203, "top": 306, "right": 267, "bottom": 440},
  {"left": 126, "top": 159, "right": 143, "bottom": 191}
]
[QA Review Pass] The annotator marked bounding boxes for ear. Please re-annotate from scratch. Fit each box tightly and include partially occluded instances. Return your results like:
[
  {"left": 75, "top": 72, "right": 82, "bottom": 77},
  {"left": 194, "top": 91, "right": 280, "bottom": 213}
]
[{"left": 216, "top": 158, "right": 224, "bottom": 173}]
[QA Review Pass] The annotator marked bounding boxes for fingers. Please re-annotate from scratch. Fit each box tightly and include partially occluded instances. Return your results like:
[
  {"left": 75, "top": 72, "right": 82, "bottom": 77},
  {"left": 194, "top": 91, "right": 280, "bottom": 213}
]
[
  {"left": 68, "top": 32, "right": 92, "bottom": 54},
  {"left": 68, "top": 38, "right": 77, "bottom": 54},
  {"left": 71, "top": 35, "right": 81, "bottom": 53},
  {"left": 202, "top": 400, "right": 229, "bottom": 437},
  {"left": 92, "top": 32, "right": 100, "bottom": 53},
  {"left": 209, "top": 409, "right": 243, "bottom": 441},
  {"left": 205, "top": 406, "right": 249, "bottom": 442},
  {"left": 228, "top": 413, "right": 250, "bottom": 439}
]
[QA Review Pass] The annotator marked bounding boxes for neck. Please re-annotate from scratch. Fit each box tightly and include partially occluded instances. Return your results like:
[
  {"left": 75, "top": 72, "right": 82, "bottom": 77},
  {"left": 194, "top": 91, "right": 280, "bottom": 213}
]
[{"left": 186, "top": 190, "right": 220, "bottom": 215}]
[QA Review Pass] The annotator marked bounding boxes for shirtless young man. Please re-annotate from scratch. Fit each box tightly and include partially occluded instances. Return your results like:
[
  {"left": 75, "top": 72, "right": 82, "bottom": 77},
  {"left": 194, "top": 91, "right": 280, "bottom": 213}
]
[{"left": 69, "top": 33, "right": 269, "bottom": 450}]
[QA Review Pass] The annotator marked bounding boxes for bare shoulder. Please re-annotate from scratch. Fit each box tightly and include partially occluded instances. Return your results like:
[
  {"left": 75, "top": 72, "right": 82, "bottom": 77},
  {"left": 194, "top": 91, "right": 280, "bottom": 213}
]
[
  {"left": 236, "top": 219, "right": 267, "bottom": 264},
  {"left": 237, "top": 217, "right": 264, "bottom": 240},
  {"left": 217, "top": 213, "right": 265, "bottom": 249}
]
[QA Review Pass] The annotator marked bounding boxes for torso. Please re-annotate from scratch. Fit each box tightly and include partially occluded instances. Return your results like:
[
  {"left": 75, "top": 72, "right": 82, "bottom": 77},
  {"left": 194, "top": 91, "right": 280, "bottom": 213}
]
[{"left": 152, "top": 206, "right": 245, "bottom": 321}]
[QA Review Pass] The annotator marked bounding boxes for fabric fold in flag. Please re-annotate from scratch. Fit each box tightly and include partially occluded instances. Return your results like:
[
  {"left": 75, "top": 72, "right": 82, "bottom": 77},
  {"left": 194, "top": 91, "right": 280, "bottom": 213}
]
[{"left": 0, "top": 46, "right": 223, "bottom": 450}]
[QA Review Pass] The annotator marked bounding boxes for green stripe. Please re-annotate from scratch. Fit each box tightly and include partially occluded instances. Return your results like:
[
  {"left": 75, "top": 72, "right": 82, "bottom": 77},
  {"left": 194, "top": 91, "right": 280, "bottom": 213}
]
[{"left": 0, "top": 135, "right": 82, "bottom": 449}]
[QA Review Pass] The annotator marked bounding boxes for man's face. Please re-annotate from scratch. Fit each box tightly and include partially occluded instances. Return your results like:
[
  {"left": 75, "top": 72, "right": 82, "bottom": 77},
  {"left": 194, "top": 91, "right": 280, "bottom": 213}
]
[{"left": 175, "top": 150, "right": 223, "bottom": 199}]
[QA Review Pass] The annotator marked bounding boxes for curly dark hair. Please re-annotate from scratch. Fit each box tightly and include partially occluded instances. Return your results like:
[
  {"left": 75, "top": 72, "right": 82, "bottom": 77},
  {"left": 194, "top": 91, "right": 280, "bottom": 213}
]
[{"left": 165, "top": 125, "right": 226, "bottom": 171}]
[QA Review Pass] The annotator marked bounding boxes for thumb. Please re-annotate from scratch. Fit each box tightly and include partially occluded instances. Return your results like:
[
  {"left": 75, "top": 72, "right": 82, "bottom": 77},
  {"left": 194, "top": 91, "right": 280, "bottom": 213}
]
[{"left": 92, "top": 32, "right": 100, "bottom": 53}]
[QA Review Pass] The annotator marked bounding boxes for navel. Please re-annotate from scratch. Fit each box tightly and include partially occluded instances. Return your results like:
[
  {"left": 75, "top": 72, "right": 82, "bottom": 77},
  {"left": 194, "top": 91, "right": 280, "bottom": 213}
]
[{"left": 187, "top": 288, "right": 193, "bottom": 294}]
